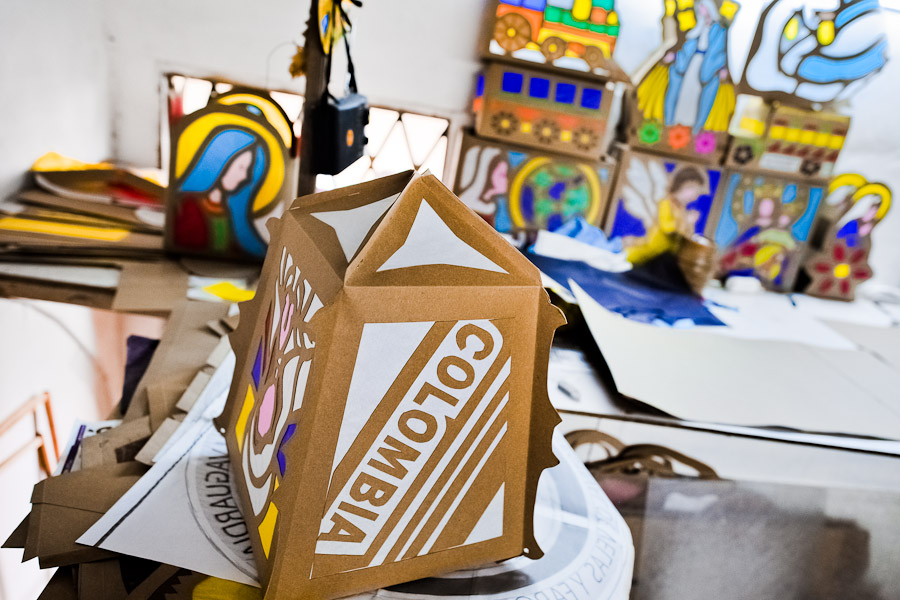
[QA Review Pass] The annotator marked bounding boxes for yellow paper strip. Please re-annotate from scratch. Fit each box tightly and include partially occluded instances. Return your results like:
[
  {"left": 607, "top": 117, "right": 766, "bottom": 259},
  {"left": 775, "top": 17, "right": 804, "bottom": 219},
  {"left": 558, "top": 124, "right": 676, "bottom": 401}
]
[
  {"left": 203, "top": 282, "right": 256, "bottom": 303},
  {"left": 0, "top": 217, "right": 130, "bottom": 242},
  {"left": 259, "top": 503, "right": 279, "bottom": 558}
]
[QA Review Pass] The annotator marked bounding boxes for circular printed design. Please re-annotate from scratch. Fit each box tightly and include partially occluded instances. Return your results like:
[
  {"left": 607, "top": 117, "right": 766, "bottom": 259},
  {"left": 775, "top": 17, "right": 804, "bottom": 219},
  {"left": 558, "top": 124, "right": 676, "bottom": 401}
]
[
  {"left": 509, "top": 158, "right": 603, "bottom": 230},
  {"left": 185, "top": 427, "right": 257, "bottom": 581}
]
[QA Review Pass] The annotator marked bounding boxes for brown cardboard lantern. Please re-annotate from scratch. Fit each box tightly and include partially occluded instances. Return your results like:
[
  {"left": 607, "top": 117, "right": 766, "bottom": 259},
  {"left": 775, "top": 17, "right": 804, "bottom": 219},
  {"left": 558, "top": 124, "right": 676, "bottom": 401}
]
[{"left": 218, "top": 170, "right": 564, "bottom": 599}]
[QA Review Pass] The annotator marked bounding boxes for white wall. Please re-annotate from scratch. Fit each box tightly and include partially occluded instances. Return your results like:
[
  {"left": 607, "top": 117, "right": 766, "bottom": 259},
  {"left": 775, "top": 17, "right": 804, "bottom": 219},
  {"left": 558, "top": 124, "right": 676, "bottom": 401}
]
[
  {"left": 104, "top": 0, "right": 486, "bottom": 168},
  {"left": 0, "top": 300, "right": 102, "bottom": 600},
  {"left": 0, "top": 0, "right": 112, "bottom": 199}
]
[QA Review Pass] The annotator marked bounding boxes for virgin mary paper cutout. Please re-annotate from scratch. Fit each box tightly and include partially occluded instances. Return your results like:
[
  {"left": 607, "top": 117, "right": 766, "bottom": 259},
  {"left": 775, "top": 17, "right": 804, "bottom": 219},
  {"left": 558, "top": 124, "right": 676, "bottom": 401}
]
[
  {"left": 217, "top": 171, "right": 565, "bottom": 599},
  {"left": 739, "top": 0, "right": 889, "bottom": 107},
  {"left": 166, "top": 90, "right": 295, "bottom": 260},
  {"left": 632, "top": 0, "right": 740, "bottom": 161}
]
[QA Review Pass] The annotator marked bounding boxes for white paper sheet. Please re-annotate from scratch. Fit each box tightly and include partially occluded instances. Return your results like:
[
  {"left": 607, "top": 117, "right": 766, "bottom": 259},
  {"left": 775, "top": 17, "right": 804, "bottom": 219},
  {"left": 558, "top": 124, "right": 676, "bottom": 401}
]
[
  {"left": 573, "top": 282, "right": 900, "bottom": 440},
  {"left": 790, "top": 295, "right": 894, "bottom": 328},
  {"left": 702, "top": 288, "right": 856, "bottom": 351},
  {"left": 78, "top": 363, "right": 258, "bottom": 586},
  {"left": 0, "top": 263, "right": 120, "bottom": 289}
]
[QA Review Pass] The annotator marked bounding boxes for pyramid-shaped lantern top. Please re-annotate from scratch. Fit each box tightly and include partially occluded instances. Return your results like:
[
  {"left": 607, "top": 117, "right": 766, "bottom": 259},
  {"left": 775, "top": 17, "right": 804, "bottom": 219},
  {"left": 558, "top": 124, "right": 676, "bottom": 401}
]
[{"left": 287, "top": 171, "right": 542, "bottom": 287}]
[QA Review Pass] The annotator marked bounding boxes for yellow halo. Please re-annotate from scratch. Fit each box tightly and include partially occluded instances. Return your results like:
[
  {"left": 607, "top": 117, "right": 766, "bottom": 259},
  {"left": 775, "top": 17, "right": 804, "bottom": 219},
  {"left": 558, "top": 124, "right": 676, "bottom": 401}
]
[
  {"left": 216, "top": 93, "right": 293, "bottom": 148},
  {"left": 828, "top": 173, "right": 866, "bottom": 195},
  {"left": 852, "top": 182, "right": 892, "bottom": 222},
  {"left": 175, "top": 111, "right": 285, "bottom": 215}
]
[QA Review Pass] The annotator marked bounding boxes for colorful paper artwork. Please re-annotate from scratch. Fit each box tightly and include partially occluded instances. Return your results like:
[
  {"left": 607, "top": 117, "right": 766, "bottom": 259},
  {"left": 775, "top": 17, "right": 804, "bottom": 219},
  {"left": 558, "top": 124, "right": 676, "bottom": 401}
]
[
  {"left": 727, "top": 103, "right": 850, "bottom": 178},
  {"left": 739, "top": 0, "right": 888, "bottom": 106},
  {"left": 166, "top": 90, "right": 295, "bottom": 260},
  {"left": 474, "top": 63, "right": 614, "bottom": 159},
  {"left": 486, "top": 0, "right": 621, "bottom": 75},
  {"left": 235, "top": 246, "right": 322, "bottom": 560},
  {"left": 710, "top": 170, "right": 824, "bottom": 290},
  {"left": 631, "top": 0, "right": 740, "bottom": 161},
  {"left": 605, "top": 150, "right": 722, "bottom": 264},
  {"left": 801, "top": 174, "right": 891, "bottom": 300},
  {"left": 454, "top": 132, "right": 613, "bottom": 232}
]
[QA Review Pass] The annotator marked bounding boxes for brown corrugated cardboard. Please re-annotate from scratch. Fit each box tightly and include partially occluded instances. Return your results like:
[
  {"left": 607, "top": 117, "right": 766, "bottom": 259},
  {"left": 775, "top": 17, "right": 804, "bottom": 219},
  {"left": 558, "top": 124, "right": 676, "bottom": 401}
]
[
  {"left": 124, "top": 300, "right": 230, "bottom": 426},
  {"left": 27, "top": 462, "right": 146, "bottom": 568},
  {"left": 474, "top": 62, "right": 615, "bottom": 160},
  {"left": 111, "top": 262, "right": 190, "bottom": 313},
  {"left": 217, "top": 171, "right": 564, "bottom": 598}
]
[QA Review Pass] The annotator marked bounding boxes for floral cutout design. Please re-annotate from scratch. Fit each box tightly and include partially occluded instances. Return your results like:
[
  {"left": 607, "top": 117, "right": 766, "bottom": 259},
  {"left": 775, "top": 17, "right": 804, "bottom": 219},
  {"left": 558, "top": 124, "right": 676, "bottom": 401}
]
[
  {"left": 806, "top": 240, "right": 872, "bottom": 300},
  {"left": 236, "top": 247, "right": 323, "bottom": 558}
]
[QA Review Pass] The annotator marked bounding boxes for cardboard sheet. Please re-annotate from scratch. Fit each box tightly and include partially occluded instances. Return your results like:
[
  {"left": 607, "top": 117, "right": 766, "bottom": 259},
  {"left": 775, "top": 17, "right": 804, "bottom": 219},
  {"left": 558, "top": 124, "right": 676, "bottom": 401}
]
[
  {"left": 701, "top": 288, "right": 856, "bottom": 350},
  {"left": 79, "top": 371, "right": 258, "bottom": 586},
  {"left": 27, "top": 462, "right": 146, "bottom": 568},
  {"left": 124, "top": 300, "right": 229, "bottom": 425},
  {"left": 573, "top": 282, "right": 900, "bottom": 440},
  {"left": 111, "top": 261, "right": 190, "bottom": 313}
]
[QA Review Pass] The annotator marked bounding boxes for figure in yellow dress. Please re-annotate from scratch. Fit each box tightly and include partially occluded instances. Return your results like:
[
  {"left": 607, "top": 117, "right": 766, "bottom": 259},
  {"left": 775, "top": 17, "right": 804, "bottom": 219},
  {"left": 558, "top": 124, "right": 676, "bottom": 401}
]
[{"left": 619, "top": 159, "right": 707, "bottom": 264}]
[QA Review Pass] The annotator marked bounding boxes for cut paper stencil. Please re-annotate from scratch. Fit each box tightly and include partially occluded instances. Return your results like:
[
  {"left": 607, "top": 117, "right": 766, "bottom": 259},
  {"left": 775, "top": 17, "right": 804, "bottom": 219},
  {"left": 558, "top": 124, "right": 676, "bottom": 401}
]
[
  {"left": 166, "top": 89, "right": 295, "bottom": 260},
  {"left": 726, "top": 102, "right": 850, "bottom": 178},
  {"left": 474, "top": 62, "right": 615, "bottom": 159},
  {"left": 454, "top": 132, "right": 613, "bottom": 233},
  {"left": 632, "top": 0, "right": 740, "bottom": 162},
  {"left": 710, "top": 169, "right": 824, "bottom": 291},
  {"left": 800, "top": 174, "right": 891, "bottom": 300},
  {"left": 739, "top": 0, "right": 889, "bottom": 107},
  {"left": 376, "top": 200, "right": 508, "bottom": 274},
  {"left": 605, "top": 150, "right": 721, "bottom": 264},
  {"left": 218, "top": 171, "right": 565, "bottom": 599},
  {"left": 485, "top": 0, "right": 623, "bottom": 77}
]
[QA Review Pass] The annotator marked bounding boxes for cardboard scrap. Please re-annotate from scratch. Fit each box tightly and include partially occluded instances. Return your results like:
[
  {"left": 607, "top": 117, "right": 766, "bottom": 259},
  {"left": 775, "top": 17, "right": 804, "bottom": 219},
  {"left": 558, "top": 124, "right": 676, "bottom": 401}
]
[
  {"left": 26, "top": 462, "right": 146, "bottom": 567},
  {"left": 217, "top": 171, "right": 565, "bottom": 598},
  {"left": 77, "top": 559, "right": 129, "bottom": 600},
  {"left": 134, "top": 417, "right": 184, "bottom": 466},
  {"left": 38, "top": 567, "right": 77, "bottom": 600},
  {"left": 111, "top": 261, "right": 191, "bottom": 313},
  {"left": 79, "top": 363, "right": 258, "bottom": 586},
  {"left": 79, "top": 416, "right": 152, "bottom": 470}
]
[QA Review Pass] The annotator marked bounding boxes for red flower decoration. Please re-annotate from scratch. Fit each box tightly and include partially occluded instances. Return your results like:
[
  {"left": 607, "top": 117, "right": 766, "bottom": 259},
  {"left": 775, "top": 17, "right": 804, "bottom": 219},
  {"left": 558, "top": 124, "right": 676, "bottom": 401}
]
[
  {"left": 668, "top": 125, "right": 691, "bottom": 150},
  {"left": 805, "top": 239, "right": 872, "bottom": 300}
]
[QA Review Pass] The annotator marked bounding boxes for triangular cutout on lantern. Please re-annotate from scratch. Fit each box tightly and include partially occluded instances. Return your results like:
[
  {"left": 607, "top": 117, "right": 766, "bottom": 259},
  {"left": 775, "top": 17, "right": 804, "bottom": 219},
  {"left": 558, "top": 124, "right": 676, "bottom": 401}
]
[
  {"left": 376, "top": 199, "right": 508, "bottom": 274},
  {"left": 311, "top": 194, "right": 400, "bottom": 262}
]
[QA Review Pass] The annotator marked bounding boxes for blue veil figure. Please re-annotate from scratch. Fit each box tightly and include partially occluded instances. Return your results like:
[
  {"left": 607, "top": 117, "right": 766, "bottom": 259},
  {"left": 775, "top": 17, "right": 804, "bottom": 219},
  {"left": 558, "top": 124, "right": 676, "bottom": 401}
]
[
  {"left": 175, "top": 128, "right": 269, "bottom": 257},
  {"left": 664, "top": 0, "right": 729, "bottom": 134}
]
